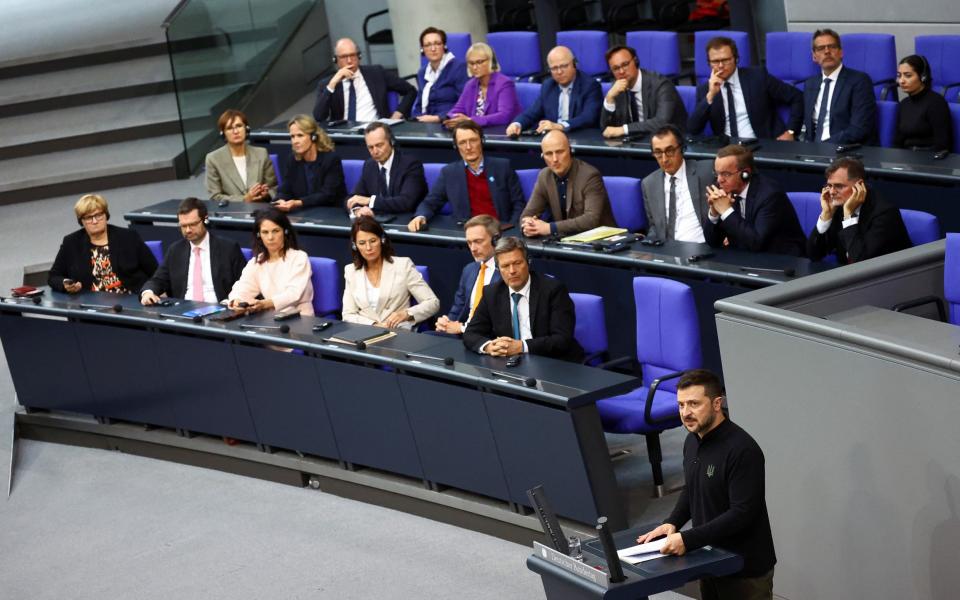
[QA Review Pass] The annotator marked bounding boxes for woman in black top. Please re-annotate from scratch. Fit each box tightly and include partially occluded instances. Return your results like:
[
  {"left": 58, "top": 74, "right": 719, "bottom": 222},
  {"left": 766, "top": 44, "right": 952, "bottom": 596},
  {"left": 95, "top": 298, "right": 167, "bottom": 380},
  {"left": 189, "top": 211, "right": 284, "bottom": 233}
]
[
  {"left": 274, "top": 114, "right": 347, "bottom": 211},
  {"left": 893, "top": 54, "right": 953, "bottom": 152}
]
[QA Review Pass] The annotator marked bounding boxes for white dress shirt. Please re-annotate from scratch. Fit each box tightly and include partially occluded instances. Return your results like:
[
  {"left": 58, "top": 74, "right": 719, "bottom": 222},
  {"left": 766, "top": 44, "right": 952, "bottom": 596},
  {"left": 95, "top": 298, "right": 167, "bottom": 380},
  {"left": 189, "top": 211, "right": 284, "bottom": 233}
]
[
  {"left": 812, "top": 64, "right": 843, "bottom": 142},
  {"left": 816, "top": 205, "right": 861, "bottom": 233},
  {"left": 185, "top": 233, "right": 217, "bottom": 303},
  {"left": 421, "top": 52, "right": 455, "bottom": 113},
  {"left": 231, "top": 155, "right": 248, "bottom": 187},
  {"left": 664, "top": 160, "right": 706, "bottom": 243},
  {"left": 479, "top": 275, "right": 531, "bottom": 354},
  {"left": 330, "top": 69, "right": 379, "bottom": 122},
  {"left": 718, "top": 69, "right": 757, "bottom": 139},
  {"left": 604, "top": 72, "right": 643, "bottom": 135}
]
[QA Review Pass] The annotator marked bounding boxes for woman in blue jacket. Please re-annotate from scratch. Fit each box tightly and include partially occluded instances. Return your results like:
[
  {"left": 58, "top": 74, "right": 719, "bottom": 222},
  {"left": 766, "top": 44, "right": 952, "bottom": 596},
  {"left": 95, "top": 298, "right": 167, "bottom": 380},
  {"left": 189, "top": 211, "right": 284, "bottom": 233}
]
[{"left": 413, "top": 27, "right": 468, "bottom": 122}]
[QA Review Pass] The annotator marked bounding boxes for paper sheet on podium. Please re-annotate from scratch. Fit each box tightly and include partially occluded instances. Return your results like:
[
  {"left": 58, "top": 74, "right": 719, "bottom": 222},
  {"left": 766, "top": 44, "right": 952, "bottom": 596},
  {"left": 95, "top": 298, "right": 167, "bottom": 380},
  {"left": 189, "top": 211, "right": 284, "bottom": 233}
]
[{"left": 616, "top": 538, "right": 668, "bottom": 564}]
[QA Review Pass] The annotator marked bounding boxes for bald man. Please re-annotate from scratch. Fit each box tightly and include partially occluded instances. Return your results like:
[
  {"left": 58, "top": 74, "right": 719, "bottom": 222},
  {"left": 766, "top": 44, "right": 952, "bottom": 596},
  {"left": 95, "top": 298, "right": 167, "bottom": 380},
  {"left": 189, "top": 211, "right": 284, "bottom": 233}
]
[
  {"left": 521, "top": 130, "right": 616, "bottom": 237},
  {"left": 313, "top": 37, "right": 417, "bottom": 123},
  {"left": 506, "top": 46, "right": 603, "bottom": 135}
]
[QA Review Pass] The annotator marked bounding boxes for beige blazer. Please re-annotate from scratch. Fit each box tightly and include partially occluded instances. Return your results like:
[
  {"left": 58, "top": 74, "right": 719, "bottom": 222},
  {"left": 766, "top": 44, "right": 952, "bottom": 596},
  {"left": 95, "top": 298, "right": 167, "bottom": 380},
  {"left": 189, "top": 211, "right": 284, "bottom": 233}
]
[
  {"left": 342, "top": 256, "right": 439, "bottom": 327},
  {"left": 228, "top": 249, "right": 315, "bottom": 316},
  {"left": 205, "top": 144, "right": 278, "bottom": 203}
]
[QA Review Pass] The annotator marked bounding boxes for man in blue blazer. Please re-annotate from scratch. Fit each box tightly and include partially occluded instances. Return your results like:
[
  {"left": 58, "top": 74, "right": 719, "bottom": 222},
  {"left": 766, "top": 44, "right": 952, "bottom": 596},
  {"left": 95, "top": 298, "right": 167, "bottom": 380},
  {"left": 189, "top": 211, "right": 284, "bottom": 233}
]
[
  {"left": 407, "top": 121, "right": 525, "bottom": 231},
  {"left": 347, "top": 123, "right": 427, "bottom": 216},
  {"left": 689, "top": 36, "right": 803, "bottom": 140},
  {"left": 505, "top": 46, "right": 602, "bottom": 135},
  {"left": 802, "top": 29, "right": 878, "bottom": 146},
  {"left": 435, "top": 215, "right": 502, "bottom": 335}
]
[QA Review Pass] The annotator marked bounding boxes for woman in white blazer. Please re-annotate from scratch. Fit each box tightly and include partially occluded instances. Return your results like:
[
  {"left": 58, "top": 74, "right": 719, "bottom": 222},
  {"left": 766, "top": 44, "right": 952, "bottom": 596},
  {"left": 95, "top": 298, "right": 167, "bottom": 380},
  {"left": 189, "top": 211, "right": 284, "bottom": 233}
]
[
  {"left": 205, "top": 109, "right": 278, "bottom": 204},
  {"left": 342, "top": 217, "right": 439, "bottom": 329}
]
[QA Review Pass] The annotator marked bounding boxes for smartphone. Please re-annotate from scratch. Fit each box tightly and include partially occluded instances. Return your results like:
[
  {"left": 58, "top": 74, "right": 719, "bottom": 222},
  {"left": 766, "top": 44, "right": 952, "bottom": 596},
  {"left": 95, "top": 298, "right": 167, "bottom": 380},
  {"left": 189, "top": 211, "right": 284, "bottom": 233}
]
[{"left": 63, "top": 278, "right": 76, "bottom": 286}]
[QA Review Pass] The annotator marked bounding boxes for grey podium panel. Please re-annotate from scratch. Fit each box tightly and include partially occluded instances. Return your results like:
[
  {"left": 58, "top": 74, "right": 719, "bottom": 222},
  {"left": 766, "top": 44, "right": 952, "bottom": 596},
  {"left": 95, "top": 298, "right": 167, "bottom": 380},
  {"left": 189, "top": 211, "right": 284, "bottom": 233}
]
[
  {"left": 233, "top": 345, "right": 340, "bottom": 459},
  {"left": 398, "top": 375, "right": 510, "bottom": 499}
]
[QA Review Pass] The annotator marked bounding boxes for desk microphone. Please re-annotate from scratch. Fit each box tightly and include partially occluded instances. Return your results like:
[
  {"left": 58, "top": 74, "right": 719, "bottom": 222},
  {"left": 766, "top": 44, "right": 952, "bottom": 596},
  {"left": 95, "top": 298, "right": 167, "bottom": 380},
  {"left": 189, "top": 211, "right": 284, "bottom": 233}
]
[
  {"left": 79, "top": 303, "right": 123, "bottom": 313},
  {"left": 739, "top": 266, "right": 796, "bottom": 277},
  {"left": 596, "top": 517, "right": 626, "bottom": 583},
  {"left": 490, "top": 370, "right": 536, "bottom": 387},
  {"left": 159, "top": 312, "right": 203, "bottom": 323},
  {"left": 240, "top": 323, "right": 290, "bottom": 333},
  {"left": 405, "top": 352, "right": 454, "bottom": 366},
  {"left": 214, "top": 210, "right": 254, "bottom": 217}
]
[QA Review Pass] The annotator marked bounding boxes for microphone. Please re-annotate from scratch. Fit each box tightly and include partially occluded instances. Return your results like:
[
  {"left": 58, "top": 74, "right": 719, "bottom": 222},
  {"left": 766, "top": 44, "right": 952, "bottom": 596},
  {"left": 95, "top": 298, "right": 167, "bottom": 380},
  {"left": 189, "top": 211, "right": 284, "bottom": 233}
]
[
  {"left": 596, "top": 517, "right": 626, "bottom": 583},
  {"left": 32, "top": 295, "right": 42, "bottom": 305},
  {"left": 490, "top": 370, "right": 537, "bottom": 387},
  {"left": 240, "top": 323, "right": 290, "bottom": 333},
  {"left": 405, "top": 352, "right": 454, "bottom": 366},
  {"left": 79, "top": 303, "right": 123, "bottom": 313},
  {"left": 739, "top": 266, "right": 796, "bottom": 277},
  {"left": 159, "top": 312, "right": 203, "bottom": 323}
]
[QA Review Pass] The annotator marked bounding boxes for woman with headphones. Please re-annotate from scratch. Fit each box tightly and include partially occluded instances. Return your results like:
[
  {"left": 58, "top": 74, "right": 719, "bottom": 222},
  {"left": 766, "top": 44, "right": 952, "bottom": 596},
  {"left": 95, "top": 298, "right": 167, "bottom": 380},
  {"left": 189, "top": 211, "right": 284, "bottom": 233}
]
[
  {"left": 227, "top": 207, "right": 314, "bottom": 315},
  {"left": 413, "top": 27, "right": 469, "bottom": 123},
  {"left": 205, "top": 109, "right": 278, "bottom": 204},
  {"left": 342, "top": 216, "right": 439, "bottom": 329},
  {"left": 274, "top": 114, "right": 347, "bottom": 212},
  {"left": 443, "top": 42, "right": 523, "bottom": 129},
  {"left": 49, "top": 193, "right": 158, "bottom": 294},
  {"left": 893, "top": 54, "right": 953, "bottom": 152}
]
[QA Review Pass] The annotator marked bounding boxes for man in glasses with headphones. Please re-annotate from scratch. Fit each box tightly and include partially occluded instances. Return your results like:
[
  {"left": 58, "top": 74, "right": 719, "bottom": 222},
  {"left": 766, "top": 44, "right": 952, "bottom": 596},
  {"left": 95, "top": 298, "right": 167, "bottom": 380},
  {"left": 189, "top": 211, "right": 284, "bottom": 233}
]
[
  {"left": 347, "top": 122, "right": 428, "bottom": 218},
  {"left": 643, "top": 125, "right": 711, "bottom": 242},
  {"left": 703, "top": 145, "right": 806, "bottom": 256},
  {"left": 140, "top": 197, "right": 246, "bottom": 305},
  {"left": 601, "top": 45, "right": 687, "bottom": 139},
  {"left": 435, "top": 215, "right": 502, "bottom": 335}
]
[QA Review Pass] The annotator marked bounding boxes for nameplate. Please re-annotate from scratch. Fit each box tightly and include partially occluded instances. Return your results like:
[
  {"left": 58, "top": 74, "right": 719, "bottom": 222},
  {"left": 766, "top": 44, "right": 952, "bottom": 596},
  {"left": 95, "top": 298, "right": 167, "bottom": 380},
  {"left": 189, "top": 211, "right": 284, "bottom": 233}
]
[{"left": 533, "top": 541, "right": 609, "bottom": 589}]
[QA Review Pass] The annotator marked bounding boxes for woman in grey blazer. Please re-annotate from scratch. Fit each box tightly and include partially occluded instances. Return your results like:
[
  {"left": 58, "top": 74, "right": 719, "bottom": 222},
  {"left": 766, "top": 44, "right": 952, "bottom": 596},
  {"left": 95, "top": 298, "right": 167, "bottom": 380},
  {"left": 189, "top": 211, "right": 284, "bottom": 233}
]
[{"left": 205, "top": 109, "right": 278, "bottom": 204}]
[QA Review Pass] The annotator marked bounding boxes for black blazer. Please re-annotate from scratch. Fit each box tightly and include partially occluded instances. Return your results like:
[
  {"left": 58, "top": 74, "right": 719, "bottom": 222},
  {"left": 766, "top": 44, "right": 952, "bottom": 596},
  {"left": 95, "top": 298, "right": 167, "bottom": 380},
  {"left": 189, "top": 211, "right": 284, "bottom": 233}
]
[
  {"left": 599, "top": 68, "right": 687, "bottom": 134},
  {"left": 802, "top": 66, "right": 878, "bottom": 145},
  {"left": 140, "top": 234, "right": 246, "bottom": 301},
  {"left": 313, "top": 65, "right": 417, "bottom": 121},
  {"left": 807, "top": 189, "right": 912, "bottom": 263},
  {"left": 689, "top": 67, "right": 803, "bottom": 139},
  {"left": 278, "top": 151, "right": 348, "bottom": 208},
  {"left": 702, "top": 174, "right": 806, "bottom": 256},
  {"left": 352, "top": 149, "right": 428, "bottom": 213},
  {"left": 48, "top": 224, "right": 158, "bottom": 293},
  {"left": 463, "top": 272, "right": 584, "bottom": 363}
]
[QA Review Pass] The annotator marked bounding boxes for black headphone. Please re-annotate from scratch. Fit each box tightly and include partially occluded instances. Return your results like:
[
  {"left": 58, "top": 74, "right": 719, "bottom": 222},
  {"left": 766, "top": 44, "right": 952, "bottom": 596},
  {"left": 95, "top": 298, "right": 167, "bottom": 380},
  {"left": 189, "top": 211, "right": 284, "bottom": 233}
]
[
  {"left": 219, "top": 124, "right": 251, "bottom": 140},
  {"left": 351, "top": 235, "right": 387, "bottom": 251},
  {"left": 77, "top": 209, "right": 110, "bottom": 226},
  {"left": 740, "top": 169, "right": 752, "bottom": 182},
  {"left": 919, "top": 54, "right": 931, "bottom": 84},
  {"left": 332, "top": 51, "right": 362, "bottom": 64},
  {"left": 310, "top": 131, "right": 319, "bottom": 142}
]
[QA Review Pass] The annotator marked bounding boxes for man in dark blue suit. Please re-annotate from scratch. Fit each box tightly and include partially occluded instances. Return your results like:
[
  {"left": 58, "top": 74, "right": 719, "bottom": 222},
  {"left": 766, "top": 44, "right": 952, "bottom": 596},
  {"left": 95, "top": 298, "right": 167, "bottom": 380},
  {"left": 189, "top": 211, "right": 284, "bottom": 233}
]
[
  {"left": 435, "top": 215, "right": 502, "bottom": 335},
  {"left": 802, "top": 29, "right": 878, "bottom": 145},
  {"left": 407, "top": 120, "right": 525, "bottom": 231},
  {"left": 703, "top": 145, "right": 806, "bottom": 256},
  {"left": 347, "top": 122, "right": 427, "bottom": 216},
  {"left": 505, "top": 46, "right": 602, "bottom": 135},
  {"left": 688, "top": 36, "right": 803, "bottom": 140}
]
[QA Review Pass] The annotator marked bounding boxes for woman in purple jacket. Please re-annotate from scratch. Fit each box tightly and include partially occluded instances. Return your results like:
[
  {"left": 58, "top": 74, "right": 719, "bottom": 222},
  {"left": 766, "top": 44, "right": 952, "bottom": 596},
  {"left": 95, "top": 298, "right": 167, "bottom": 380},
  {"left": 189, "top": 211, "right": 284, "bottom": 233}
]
[{"left": 444, "top": 42, "right": 522, "bottom": 128}]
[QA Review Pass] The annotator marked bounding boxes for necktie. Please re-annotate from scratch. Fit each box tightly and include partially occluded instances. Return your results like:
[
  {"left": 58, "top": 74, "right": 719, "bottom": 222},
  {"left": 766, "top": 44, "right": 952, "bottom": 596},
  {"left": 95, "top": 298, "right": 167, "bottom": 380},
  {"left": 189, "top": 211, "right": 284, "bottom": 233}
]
[
  {"left": 511, "top": 292, "right": 522, "bottom": 340},
  {"left": 469, "top": 262, "right": 487, "bottom": 319},
  {"left": 724, "top": 81, "right": 739, "bottom": 138},
  {"left": 346, "top": 79, "right": 357, "bottom": 121},
  {"left": 667, "top": 176, "right": 678, "bottom": 240},
  {"left": 735, "top": 195, "right": 745, "bottom": 216},
  {"left": 814, "top": 78, "right": 831, "bottom": 142},
  {"left": 192, "top": 246, "right": 204, "bottom": 302},
  {"left": 627, "top": 91, "right": 638, "bottom": 123},
  {"left": 377, "top": 166, "right": 388, "bottom": 197},
  {"left": 559, "top": 87, "right": 570, "bottom": 122}
]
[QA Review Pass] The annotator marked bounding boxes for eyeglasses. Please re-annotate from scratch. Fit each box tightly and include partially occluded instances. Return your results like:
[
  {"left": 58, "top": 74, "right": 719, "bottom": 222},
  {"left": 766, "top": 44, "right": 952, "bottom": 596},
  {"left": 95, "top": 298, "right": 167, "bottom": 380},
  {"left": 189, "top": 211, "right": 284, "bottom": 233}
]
[
  {"left": 467, "top": 58, "right": 490, "bottom": 68},
  {"left": 652, "top": 146, "right": 680, "bottom": 159},
  {"left": 610, "top": 60, "right": 634, "bottom": 73},
  {"left": 422, "top": 41, "right": 444, "bottom": 49},
  {"left": 81, "top": 212, "right": 106, "bottom": 223},
  {"left": 714, "top": 170, "right": 744, "bottom": 180},
  {"left": 336, "top": 52, "right": 360, "bottom": 61},
  {"left": 707, "top": 56, "right": 735, "bottom": 66},
  {"left": 225, "top": 123, "right": 246, "bottom": 131},
  {"left": 813, "top": 43, "right": 840, "bottom": 53},
  {"left": 456, "top": 136, "right": 481, "bottom": 148},
  {"left": 179, "top": 219, "right": 204, "bottom": 230},
  {"left": 549, "top": 62, "right": 573, "bottom": 72}
]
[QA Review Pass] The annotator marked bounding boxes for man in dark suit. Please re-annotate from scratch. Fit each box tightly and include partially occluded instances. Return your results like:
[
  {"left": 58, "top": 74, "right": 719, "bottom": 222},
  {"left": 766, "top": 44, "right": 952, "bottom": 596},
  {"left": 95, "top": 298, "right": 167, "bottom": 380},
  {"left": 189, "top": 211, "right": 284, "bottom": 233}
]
[
  {"left": 703, "top": 145, "right": 806, "bottom": 256},
  {"left": 313, "top": 38, "right": 417, "bottom": 122},
  {"left": 464, "top": 237, "right": 583, "bottom": 363},
  {"left": 802, "top": 29, "right": 878, "bottom": 145},
  {"left": 505, "top": 46, "right": 602, "bottom": 135},
  {"left": 807, "top": 157, "right": 911, "bottom": 262},
  {"left": 435, "top": 215, "right": 502, "bottom": 335},
  {"left": 688, "top": 36, "right": 803, "bottom": 140},
  {"left": 407, "top": 120, "right": 525, "bottom": 231},
  {"left": 140, "top": 198, "right": 246, "bottom": 304},
  {"left": 643, "top": 125, "right": 711, "bottom": 242},
  {"left": 600, "top": 45, "right": 687, "bottom": 138},
  {"left": 347, "top": 122, "right": 427, "bottom": 216}
]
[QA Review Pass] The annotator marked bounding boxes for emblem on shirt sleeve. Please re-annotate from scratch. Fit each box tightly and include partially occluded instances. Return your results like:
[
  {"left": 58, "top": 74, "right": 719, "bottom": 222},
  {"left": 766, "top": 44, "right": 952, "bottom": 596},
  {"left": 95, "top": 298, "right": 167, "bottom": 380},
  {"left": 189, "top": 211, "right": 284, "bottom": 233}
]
[{"left": 706, "top": 464, "right": 715, "bottom": 478}]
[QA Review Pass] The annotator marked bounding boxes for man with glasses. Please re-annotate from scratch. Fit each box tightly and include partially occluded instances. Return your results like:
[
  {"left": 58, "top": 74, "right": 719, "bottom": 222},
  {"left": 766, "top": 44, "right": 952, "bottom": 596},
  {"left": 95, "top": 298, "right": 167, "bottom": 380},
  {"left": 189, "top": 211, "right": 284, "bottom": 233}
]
[
  {"left": 688, "top": 37, "right": 803, "bottom": 141},
  {"left": 313, "top": 37, "right": 417, "bottom": 123},
  {"left": 807, "top": 157, "right": 911, "bottom": 262},
  {"left": 140, "top": 197, "right": 246, "bottom": 304},
  {"left": 802, "top": 29, "right": 877, "bottom": 145},
  {"left": 703, "top": 145, "right": 806, "bottom": 256},
  {"left": 642, "top": 125, "right": 712, "bottom": 242},
  {"left": 505, "top": 46, "right": 602, "bottom": 135},
  {"left": 600, "top": 45, "right": 686, "bottom": 138}
]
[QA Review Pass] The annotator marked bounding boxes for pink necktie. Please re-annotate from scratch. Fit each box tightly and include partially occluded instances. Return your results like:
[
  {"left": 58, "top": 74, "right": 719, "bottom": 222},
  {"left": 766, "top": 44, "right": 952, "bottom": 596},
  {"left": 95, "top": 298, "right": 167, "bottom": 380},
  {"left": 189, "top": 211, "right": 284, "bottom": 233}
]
[{"left": 192, "top": 246, "right": 204, "bottom": 302}]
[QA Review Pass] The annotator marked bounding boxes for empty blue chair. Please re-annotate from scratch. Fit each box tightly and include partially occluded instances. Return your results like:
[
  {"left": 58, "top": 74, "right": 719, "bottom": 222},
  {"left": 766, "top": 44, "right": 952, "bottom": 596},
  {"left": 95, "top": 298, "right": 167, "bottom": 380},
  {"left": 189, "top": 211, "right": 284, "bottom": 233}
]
[
  {"left": 570, "top": 293, "right": 607, "bottom": 366},
  {"left": 515, "top": 82, "right": 542, "bottom": 112},
  {"left": 947, "top": 233, "right": 960, "bottom": 324},
  {"left": 240, "top": 247, "right": 253, "bottom": 262},
  {"left": 765, "top": 31, "right": 819, "bottom": 86},
  {"left": 841, "top": 33, "right": 898, "bottom": 99},
  {"left": 421, "top": 32, "right": 472, "bottom": 67},
  {"left": 786, "top": 191, "right": 821, "bottom": 235},
  {"left": 626, "top": 31, "right": 681, "bottom": 79},
  {"left": 675, "top": 84, "right": 697, "bottom": 119},
  {"left": 422, "top": 163, "right": 444, "bottom": 191},
  {"left": 952, "top": 104, "right": 960, "bottom": 153},
  {"left": 269, "top": 153, "right": 282, "bottom": 186},
  {"left": 145, "top": 240, "right": 163, "bottom": 264},
  {"left": 899, "top": 209, "right": 940, "bottom": 246},
  {"left": 876, "top": 100, "right": 898, "bottom": 148},
  {"left": 415, "top": 264, "right": 430, "bottom": 284},
  {"left": 595, "top": 277, "right": 701, "bottom": 496},
  {"left": 915, "top": 35, "right": 960, "bottom": 102},
  {"left": 694, "top": 30, "right": 752, "bottom": 84},
  {"left": 487, "top": 31, "right": 542, "bottom": 80},
  {"left": 603, "top": 176, "right": 646, "bottom": 232},
  {"left": 600, "top": 81, "right": 613, "bottom": 97},
  {"left": 557, "top": 30, "right": 609, "bottom": 79},
  {"left": 412, "top": 264, "right": 433, "bottom": 331},
  {"left": 308, "top": 256, "right": 341, "bottom": 317},
  {"left": 342, "top": 159, "right": 364, "bottom": 194},
  {"left": 516, "top": 168, "right": 540, "bottom": 200}
]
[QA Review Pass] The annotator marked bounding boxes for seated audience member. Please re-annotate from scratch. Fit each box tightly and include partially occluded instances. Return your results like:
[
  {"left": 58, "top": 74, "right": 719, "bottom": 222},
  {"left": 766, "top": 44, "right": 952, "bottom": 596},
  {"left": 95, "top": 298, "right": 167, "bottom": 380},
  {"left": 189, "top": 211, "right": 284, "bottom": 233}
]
[
  {"left": 444, "top": 42, "right": 523, "bottom": 128},
  {"left": 807, "top": 157, "right": 911, "bottom": 263},
  {"left": 435, "top": 215, "right": 502, "bottom": 335},
  {"left": 505, "top": 45, "right": 602, "bottom": 135},
  {"left": 407, "top": 120, "right": 525, "bottom": 231},
  {"left": 140, "top": 198, "right": 246, "bottom": 304},
  {"left": 204, "top": 109, "right": 277, "bottom": 204},
  {"left": 689, "top": 36, "right": 803, "bottom": 140},
  {"left": 643, "top": 125, "right": 711, "bottom": 242},
  {"left": 342, "top": 217, "right": 439, "bottom": 329},
  {"left": 703, "top": 145, "right": 806, "bottom": 256},
  {"left": 413, "top": 27, "right": 469, "bottom": 122},
  {"left": 346, "top": 122, "right": 428, "bottom": 218},
  {"left": 49, "top": 193, "right": 158, "bottom": 295},
  {"left": 893, "top": 54, "right": 953, "bottom": 152},
  {"left": 275, "top": 115, "right": 347, "bottom": 212},
  {"left": 802, "top": 29, "right": 877, "bottom": 145},
  {"left": 601, "top": 45, "right": 687, "bottom": 138},
  {"left": 313, "top": 37, "right": 416, "bottom": 122},
  {"left": 228, "top": 208, "right": 314, "bottom": 316},
  {"left": 463, "top": 236, "right": 583, "bottom": 363},
  {"left": 521, "top": 130, "right": 616, "bottom": 237}
]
